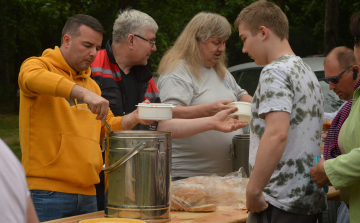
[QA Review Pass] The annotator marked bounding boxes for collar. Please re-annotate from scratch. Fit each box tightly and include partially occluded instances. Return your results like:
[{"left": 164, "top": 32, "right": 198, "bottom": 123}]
[{"left": 105, "top": 39, "right": 117, "bottom": 64}]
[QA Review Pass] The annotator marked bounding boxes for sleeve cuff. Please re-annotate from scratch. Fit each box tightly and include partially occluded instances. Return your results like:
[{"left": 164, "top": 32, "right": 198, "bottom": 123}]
[
  {"left": 324, "top": 159, "right": 344, "bottom": 190},
  {"left": 55, "top": 78, "right": 76, "bottom": 98}
]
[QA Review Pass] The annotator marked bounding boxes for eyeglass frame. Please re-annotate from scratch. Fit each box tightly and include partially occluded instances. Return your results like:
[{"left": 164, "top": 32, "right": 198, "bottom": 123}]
[
  {"left": 322, "top": 66, "right": 353, "bottom": 84},
  {"left": 133, "top": 34, "right": 156, "bottom": 48}
]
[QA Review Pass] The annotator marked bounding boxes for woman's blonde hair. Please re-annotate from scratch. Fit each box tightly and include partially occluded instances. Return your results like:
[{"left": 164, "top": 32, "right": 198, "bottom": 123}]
[{"left": 157, "top": 12, "right": 231, "bottom": 80}]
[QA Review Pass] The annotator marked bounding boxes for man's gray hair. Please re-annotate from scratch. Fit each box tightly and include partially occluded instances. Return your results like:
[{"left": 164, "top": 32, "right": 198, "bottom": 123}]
[{"left": 113, "top": 9, "right": 158, "bottom": 44}]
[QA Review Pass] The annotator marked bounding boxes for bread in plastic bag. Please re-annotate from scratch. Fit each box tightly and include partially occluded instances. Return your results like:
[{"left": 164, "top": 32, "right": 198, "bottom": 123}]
[{"left": 171, "top": 168, "right": 248, "bottom": 212}]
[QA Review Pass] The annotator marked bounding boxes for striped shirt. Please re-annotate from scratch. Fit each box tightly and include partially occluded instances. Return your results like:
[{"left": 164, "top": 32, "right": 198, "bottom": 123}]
[{"left": 324, "top": 79, "right": 360, "bottom": 160}]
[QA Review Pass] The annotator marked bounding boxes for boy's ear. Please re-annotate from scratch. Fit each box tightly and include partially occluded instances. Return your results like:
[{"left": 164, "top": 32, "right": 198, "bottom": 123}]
[{"left": 259, "top": 26, "right": 268, "bottom": 40}]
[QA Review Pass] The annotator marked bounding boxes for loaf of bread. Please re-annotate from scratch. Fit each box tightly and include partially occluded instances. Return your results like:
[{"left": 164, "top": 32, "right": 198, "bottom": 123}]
[
  {"left": 171, "top": 185, "right": 216, "bottom": 212},
  {"left": 171, "top": 174, "right": 248, "bottom": 212},
  {"left": 188, "top": 204, "right": 217, "bottom": 212}
]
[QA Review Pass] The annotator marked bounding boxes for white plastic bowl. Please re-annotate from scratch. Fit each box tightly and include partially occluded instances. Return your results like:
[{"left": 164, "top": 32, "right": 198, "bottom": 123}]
[
  {"left": 137, "top": 103, "right": 176, "bottom": 120},
  {"left": 228, "top": 102, "right": 251, "bottom": 123}
]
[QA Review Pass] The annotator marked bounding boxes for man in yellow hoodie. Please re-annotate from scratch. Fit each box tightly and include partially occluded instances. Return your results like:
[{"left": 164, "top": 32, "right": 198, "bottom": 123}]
[{"left": 17, "top": 14, "right": 148, "bottom": 222}]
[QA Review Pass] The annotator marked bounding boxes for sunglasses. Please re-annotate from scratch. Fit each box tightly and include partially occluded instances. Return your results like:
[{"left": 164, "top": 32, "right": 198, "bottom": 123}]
[{"left": 323, "top": 66, "right": 352, "bottom": 84}]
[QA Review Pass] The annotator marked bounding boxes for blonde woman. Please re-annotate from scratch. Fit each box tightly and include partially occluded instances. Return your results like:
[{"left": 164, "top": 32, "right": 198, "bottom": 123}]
[{"left": 157, "top": 12, "right": 252, "bottom": 180}]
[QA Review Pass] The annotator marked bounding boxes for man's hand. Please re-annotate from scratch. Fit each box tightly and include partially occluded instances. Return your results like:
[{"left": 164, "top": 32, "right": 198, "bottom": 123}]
[
  {"left": 322, "top": 131, "right": 328, "bottom": 142},
  {"left": 246, "top": 187, "right": 268, "bottom": 213},
  {"left": 134, "top": 99, "right": 156, "bottom": 125},
  {"left": 310, "top": 158, "right": 330, "bottom": 188},
  {"left": 70, "top": 85, "right": 109, "bottom": 123},
  {"left": 211, "top": 107, "right": 248, "bottom": 132},
  {"left": 120, "top": 100, "right": 155, "bottom": 129}
]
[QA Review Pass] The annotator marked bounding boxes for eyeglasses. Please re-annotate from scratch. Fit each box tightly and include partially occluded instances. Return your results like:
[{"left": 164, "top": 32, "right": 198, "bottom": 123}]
[
  {"left": 322, "top": 66, "right": 352, "bottom": 84},
  {"left": 133, "top": 34, "right": 156, "bottom": 48}
]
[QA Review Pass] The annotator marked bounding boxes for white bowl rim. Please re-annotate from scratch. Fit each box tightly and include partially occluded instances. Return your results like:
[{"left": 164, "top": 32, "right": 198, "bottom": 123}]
[{"left": 228, "top": 102, "right": 251, "bottom": 106}]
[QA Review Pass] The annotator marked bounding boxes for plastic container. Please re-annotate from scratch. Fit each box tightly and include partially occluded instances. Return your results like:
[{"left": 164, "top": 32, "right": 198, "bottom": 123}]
[
  {"left": 137, "top": 103, "right": 175, "bottom": 120},
  {"left": 322, "top": 117, "right": 332, "bottom": 131},
  {"left": 228, "top": 102, "right": 251, "bottom": 123}
]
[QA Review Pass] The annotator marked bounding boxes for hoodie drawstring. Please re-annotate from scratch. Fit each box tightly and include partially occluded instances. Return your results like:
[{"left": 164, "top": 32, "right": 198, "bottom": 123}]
[{"left": 69, "top": 70, "right": 79, "bottom": 109}]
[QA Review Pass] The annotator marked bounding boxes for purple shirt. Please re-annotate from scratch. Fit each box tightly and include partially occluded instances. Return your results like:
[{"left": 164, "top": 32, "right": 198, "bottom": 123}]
[{"left": 324, "top": 79, "right": 360, "bottom": 160}]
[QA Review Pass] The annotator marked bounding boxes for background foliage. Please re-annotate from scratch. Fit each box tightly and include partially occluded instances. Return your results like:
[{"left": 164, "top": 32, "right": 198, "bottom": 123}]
[{"left": 0, "top": 0, "right": 360, "bottom": 114}]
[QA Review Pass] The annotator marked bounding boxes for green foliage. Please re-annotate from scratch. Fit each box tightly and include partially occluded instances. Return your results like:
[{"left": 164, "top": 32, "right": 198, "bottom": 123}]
[
  {"left": 0, "top": 114, "right": 21, "bottom": 160},
  {"left": 1, "top": 0, "right": 360, "bottom": 109}
]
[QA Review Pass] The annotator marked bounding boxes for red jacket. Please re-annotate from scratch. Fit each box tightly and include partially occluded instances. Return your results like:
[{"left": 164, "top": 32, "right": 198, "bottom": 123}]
[
  {"left": 91, "top": 39, "right": 159, "bottom": 130},
  {"left": 91, "top": 40, "right": 159, "bottom": 114}
]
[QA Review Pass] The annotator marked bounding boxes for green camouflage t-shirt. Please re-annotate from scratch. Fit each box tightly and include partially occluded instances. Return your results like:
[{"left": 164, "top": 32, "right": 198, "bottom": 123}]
[{"left": 249, "top": 55, "right": 327, "bottom": 215}]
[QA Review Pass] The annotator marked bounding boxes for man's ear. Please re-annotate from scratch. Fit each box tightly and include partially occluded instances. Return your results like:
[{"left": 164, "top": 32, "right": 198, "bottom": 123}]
[
  {"left": 353, "top": 65, "right": 360, "bottom": 80},
  {"left": 127, "top": 34, "right": 134, "bottom": 49},
  {"left": 259, "top": 26, "right": 268, "bottom": 40},
  {"left": 62, "top": 34, "right": 71, "bottom": 48}
]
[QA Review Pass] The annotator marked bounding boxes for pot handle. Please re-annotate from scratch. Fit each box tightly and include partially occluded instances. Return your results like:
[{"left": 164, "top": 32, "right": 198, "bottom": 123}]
[
  {"left": 101, "top": 138, "right": 107, "bottom": 153},
  {"left": 104, "top": 141, "right": 147, "bottom": 174}
]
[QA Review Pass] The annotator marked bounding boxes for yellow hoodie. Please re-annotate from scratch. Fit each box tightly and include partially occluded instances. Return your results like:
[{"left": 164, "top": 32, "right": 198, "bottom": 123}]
[{"left": 18, "top": 46, "right": 123, "bottom": 195}]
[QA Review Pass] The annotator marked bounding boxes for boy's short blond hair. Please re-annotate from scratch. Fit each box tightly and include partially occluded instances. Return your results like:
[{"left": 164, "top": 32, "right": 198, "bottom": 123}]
[{"left": 234, "top": 0, "right": 289, "bottom": 40}]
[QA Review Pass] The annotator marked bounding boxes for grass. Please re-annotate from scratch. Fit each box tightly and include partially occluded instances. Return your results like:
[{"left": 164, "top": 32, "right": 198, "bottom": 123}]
[{"left": 0, "top": 114, "right": 21, "bottom": 160}]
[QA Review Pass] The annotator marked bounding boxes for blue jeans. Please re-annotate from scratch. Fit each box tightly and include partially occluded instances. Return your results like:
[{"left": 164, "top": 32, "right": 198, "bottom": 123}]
[{"left": 31, "top": 190, "right": 98, "bottom": 222}]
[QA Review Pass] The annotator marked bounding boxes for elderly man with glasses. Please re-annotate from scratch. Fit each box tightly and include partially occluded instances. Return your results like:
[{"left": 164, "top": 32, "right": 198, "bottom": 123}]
[
  {"left": 91, "top": 9, "right": 159, "bottom": 128},
  {"left": 90, "top": 9, "right": 159, "bottom": 211}
]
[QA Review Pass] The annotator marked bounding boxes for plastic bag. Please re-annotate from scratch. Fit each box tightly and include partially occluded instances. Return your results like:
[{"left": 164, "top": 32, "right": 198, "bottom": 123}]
[{"left": 171, "top": 168, "right": 248, "bottom": 212}]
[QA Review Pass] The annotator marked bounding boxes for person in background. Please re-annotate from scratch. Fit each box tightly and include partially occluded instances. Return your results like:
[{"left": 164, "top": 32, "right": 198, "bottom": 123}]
[
  {"left": 323, "top": 47, "right": 360, "bottom": 160},
  {"left": 311, "top": 11, "right": 360, "bottom": 223},
  {"left": 235, "top": 1, "right": 326, "bottom": 222},
  {"left": 0, "top": 139, "right": 39, "bottom": 223},
  {"left": 91, "top": 9, "right": 159, "bottom": 131},
  {"left": 157, "top": 12, "right": 252, "bottom": 180},
  {"left": 322, "top": 46, "right": 360, "bottom": 223}
]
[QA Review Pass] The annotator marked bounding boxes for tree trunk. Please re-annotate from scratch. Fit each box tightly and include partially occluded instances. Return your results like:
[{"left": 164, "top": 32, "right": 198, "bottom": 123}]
[
  {"left": 324, "top": 0, "right": 338, "bottom": 54},
  {"left": 276, "top": 0, "right": 286, "bottom": 12}
]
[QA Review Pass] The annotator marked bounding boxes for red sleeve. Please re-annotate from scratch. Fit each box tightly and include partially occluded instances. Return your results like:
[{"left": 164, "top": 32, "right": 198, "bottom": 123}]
[{"left": 144, "top": 78, "right": 159, "bottom": 101}]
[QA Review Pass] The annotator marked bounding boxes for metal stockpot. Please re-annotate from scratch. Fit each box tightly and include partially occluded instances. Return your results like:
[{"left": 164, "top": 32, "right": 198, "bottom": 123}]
[
  {"left": 103, "top": 131, "right": 171, "bottom": 222},
  {"left": 230, "top": 134, "right": 250, "bottom": 177}
]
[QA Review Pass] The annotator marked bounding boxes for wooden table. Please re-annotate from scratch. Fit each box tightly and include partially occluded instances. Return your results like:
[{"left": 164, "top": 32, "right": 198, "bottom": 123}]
[
  {"left": 44, "top": 186, "right": 340, "bottom": 223},
  {"left": 44, "top": 209, "right": 248, "bottom": 223}
]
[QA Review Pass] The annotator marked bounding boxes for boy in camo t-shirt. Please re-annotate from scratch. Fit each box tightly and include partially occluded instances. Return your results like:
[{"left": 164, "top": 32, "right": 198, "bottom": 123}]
[{"left": 234, "top": 1, "right": 327, "bottom": 222}]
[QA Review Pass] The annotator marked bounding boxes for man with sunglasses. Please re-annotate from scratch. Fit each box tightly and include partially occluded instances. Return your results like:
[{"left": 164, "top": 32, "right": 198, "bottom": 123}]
[
  {"left": 311, "top": 12, "right": 360, "bottom": 221},
  {"left": 319, "top": 46, "right": 359, "bottom": 223},
  {"left": 323, "top": 46, "right": 359, "bottom": 160},
  {"left": 323, "top": 47, "right": 360, "bottom": 101}
]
